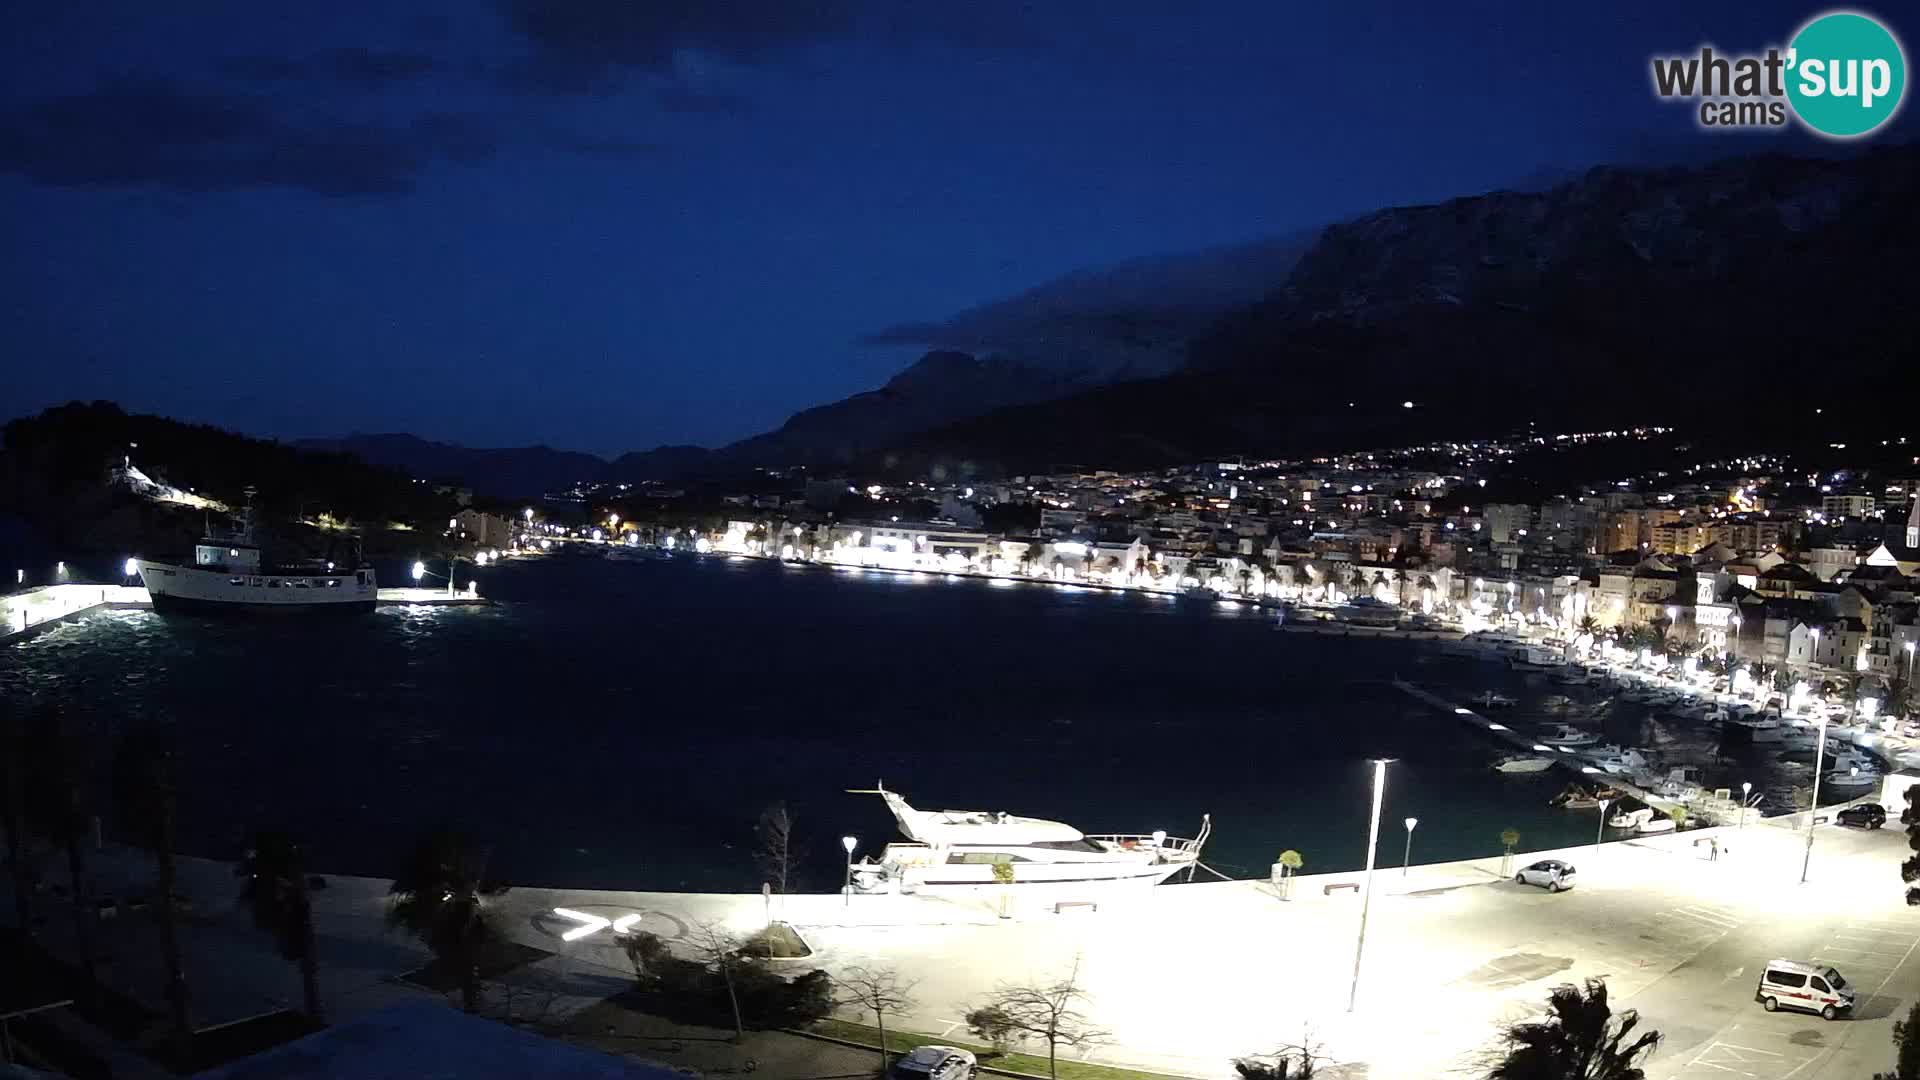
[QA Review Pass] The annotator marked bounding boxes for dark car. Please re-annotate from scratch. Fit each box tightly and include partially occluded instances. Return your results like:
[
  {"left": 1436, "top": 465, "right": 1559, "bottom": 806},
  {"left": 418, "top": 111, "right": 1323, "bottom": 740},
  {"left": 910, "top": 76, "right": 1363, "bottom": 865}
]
[{"left": 1836, "top": 803, "right": 1886, "bottom": 829}]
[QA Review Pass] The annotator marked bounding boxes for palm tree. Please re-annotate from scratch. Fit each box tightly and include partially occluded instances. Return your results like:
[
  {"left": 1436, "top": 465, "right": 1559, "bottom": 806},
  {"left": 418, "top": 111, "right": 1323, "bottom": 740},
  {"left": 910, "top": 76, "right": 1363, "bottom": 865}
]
[
  {"left": 386, "top": 829, "right": 505, "bottom": 1013},
  {"left": 1347, "top": 569, "right": 1367, "bottom": 596},
  {"left": 1490, "top": 977, "right": 1660, "bottom": 1079},
  {"left": 22, "top": 704, "right": 97, "bottom": 1003},
  {"left": 236, "top": 831, "right": 323, "bottom": 1021},
  {"left": 1576, "top": 616, "right": 1601, "bottom": 639},
  {"left": 113, "top": 726, "right": 194, "bottom": 1065}
]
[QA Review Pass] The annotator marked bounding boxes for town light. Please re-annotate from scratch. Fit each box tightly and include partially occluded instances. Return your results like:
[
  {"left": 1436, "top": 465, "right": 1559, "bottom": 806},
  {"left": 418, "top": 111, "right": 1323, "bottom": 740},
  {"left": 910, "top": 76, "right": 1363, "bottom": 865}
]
[
  {"left": 1401, "top": 817, "right": 1418, "bottom": 877},
  {"left": 842, "top": 835, "right": 858, "bottom": 907},
  {"left": 524, "top": 507, "right": 534, "bottom": 521},
  {"left": 1348, "top": 757, "right": 1392, "bottom": 1012},
  {"left": 411, "top": 561, "right": 425, "bottom": 582}
]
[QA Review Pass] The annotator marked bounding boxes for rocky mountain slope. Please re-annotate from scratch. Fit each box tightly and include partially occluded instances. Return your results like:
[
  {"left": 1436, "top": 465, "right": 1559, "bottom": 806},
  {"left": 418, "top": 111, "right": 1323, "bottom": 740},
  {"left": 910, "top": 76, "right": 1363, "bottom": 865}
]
[{"left": 897, "top": 144, "right": 1920, "bottom": 472}]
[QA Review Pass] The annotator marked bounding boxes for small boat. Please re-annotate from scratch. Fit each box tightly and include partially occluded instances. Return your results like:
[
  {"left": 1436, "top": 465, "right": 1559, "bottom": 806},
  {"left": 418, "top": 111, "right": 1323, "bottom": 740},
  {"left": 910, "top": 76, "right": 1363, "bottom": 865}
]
[
  {"left": 1538, "top": 725, "right": 1601, "bottom": 748},
  {"left": 1823, "top": 769, "right": 1880, "bottom": 794},
  {"left": 1635, "top": 816, "right": 1677, "bottom": 834},
  {"left": 1495, "top": 754, "right": 1557, "bottom": 774},
  {"left": 1511, "top": 646, "right": 1570, "bottom": 671},
  {"left": 1479, "top": 691, "right": 1518, "bottom": 710},
  {"left": 1584, "top": 745, "right": 1651, "bottom": 775},
  {"left": 1180, "top": 585, "right": 1219, "bottom": 602}
]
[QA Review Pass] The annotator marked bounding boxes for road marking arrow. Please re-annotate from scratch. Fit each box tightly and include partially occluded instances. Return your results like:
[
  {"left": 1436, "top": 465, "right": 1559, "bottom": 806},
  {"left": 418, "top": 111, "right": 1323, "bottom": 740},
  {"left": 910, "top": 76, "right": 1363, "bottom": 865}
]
[{"left": 553, "top": 907, "right": 611, "bottom": 942}]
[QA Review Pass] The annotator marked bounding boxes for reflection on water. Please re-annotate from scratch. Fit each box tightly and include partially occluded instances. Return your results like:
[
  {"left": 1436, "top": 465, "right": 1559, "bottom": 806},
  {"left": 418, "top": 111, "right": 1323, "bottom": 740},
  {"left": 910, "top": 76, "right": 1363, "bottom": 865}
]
[{"left": 1, "top": 556, "right": 1759, "bottom": 891}]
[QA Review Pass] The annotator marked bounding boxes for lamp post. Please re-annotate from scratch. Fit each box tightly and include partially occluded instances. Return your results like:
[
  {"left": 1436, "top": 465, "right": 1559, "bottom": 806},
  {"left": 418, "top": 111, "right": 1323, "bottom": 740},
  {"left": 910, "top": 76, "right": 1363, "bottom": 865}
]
[
  {"left": 1740, "top": 781, "right": 1752, "bottom": 829},
  {"left": 1595, "top": 798, "right": 1612, "bottom": 858},
  {"left": 1801, "top": 714, "right": 1829, "bottom": 884},
  {"left": 841, "top": 835, "right": 858, "bottom": 907},
  {"left": 1347, "top": 758, "right": 1392, "bottom": 1013},
  {"left": 1401, "top": 817, "right": 1418, "bottom": 877}
]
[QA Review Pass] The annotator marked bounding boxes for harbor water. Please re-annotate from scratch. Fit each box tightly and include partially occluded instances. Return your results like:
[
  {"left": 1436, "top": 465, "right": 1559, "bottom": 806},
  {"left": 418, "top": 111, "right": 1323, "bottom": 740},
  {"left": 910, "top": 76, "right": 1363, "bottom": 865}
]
[{"left": 0, "top": 553, "right": 1811, "bottom": 891}]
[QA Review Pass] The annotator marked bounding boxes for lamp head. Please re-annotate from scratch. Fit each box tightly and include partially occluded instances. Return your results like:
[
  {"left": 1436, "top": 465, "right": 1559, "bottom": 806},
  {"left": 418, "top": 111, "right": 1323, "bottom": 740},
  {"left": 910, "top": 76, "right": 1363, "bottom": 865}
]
[{"left": 840, "top": 835, "right": 857, "bottom": 854}]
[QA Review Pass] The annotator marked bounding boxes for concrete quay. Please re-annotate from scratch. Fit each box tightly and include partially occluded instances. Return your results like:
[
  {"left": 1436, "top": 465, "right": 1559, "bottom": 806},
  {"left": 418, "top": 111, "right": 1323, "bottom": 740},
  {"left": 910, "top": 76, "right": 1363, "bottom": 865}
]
[
  {"left": 0, "top": 583, "right": 487, "bottom": 641},
  {"left": 10, "top": 817, "right": 1916, "bottom": 1079}
]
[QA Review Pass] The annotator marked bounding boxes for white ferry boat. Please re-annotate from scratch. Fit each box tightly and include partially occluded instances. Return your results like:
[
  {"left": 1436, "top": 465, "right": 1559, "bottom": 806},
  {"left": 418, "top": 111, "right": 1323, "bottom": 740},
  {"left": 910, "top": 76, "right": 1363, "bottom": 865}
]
[
  {"left": 847, "top": 784, "right": 1209, "bottom": 892},
  {"left": 135, "top": 493, "right": 375, "bottom": 614}
]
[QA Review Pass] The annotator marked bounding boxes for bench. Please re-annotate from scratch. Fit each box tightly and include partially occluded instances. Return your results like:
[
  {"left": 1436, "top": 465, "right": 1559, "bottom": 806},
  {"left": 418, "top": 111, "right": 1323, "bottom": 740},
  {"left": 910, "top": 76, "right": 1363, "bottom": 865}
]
[
  {"left": 1054, "top": 901, "right": 1098, "bottom": 915},
  {"left": 1324, "top": 882, "right": 1360, "bottom": 896}
]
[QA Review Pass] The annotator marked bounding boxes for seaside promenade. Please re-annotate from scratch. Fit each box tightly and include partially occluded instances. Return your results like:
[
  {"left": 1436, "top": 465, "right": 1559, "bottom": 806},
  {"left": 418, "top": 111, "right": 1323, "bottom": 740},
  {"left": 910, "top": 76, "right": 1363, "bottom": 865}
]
[{"left": 10, "top": 816, "right": 1915, "bottom": 1079}]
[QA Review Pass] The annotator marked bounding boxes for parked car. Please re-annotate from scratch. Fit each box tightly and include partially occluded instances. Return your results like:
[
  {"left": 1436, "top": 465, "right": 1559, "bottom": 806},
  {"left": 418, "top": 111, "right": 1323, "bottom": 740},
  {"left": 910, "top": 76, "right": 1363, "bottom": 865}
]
[
  {"left": 1514, "top": 859, "right": 1576, "bottom": 892},
  {"left": 892, "top": 1046, "right": 977, "bottom": 1080},
  {"left": 1756, "top": 959, "right": 1855, "bottom": 1020},
  {"left": 1836, "top": 803, "right": 1887, "bottom": 830}
]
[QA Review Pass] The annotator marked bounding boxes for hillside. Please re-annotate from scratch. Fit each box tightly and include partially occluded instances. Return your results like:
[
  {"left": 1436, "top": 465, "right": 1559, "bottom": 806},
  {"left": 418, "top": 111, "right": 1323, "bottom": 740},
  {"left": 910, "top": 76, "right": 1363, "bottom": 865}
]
[
  {"left": 897, "top": 145, "right": 1920, "bottom": 471},
  {"left": 1, "top": 401, "right": 454, "bottom": 567},
  {"left": 294, "top": 434, "right": 609, "bottom": 500}
]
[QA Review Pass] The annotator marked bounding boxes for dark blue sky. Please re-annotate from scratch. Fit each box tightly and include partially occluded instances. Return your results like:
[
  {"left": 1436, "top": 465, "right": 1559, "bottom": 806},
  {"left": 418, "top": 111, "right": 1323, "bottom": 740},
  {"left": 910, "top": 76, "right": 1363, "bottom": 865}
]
[{"left": 0, "top": 1, "right": 1876, "bottom": 455}]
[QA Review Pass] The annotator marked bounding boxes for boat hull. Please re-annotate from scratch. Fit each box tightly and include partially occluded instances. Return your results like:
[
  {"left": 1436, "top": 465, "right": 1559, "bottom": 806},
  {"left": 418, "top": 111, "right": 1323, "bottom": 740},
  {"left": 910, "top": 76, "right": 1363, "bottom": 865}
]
[
  {"left": 149, "top": 591, "right": 377, "bottom": 615},
  {"left": 138, "top": 561, "right": 377, "bottom": 615},
  {"left": 888, "top": 860, "right": 1189, "bottom": 889}
]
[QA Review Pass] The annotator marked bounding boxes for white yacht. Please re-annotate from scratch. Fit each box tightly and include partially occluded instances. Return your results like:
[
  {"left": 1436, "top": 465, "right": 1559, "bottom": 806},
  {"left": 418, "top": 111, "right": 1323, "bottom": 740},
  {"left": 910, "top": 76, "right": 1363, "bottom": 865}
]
[
  {"left": 846, "top": 785, "right": 1209, "bottom": 892},
  {"left": 135, "top": 492, "right": 375, "bottom": 614},
  {"left": 1494, "top": 754, "right": 1557, "bottom": 774}
]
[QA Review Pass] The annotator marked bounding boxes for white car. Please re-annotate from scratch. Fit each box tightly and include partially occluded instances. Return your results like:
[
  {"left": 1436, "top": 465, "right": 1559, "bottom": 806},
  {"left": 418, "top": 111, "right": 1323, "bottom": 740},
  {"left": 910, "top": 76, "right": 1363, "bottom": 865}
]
[
  {"left": 893, "top": 1046, "right": 977, "bottom": 1080},
  {"left": 1514, "top": 859, "right": 1577, "bottom": 892}
]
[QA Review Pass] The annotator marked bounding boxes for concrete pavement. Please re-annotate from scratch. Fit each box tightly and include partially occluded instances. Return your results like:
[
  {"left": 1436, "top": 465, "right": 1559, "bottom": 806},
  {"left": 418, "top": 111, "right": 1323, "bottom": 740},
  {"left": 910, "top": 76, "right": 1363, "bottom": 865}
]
[{"left": 9, "top": 818, "right": 1917, "bottom": 1078}]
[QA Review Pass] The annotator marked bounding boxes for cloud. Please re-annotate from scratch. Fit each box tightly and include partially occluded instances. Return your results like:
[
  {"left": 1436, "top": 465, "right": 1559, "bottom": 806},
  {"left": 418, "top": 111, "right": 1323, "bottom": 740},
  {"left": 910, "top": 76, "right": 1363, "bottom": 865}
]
[
  {"left": 0, "top": 78, "right": 498, "bottom": 196},
  {"left": 215, "top": 48, "right": 437, "bottom": 87},
  {"left": 319, "top": 47, "right": 437, "bottom": 84},
  {"left": 654, "top": 84, "right": 752, "bottom": 116},
  {"left": 502, "top": 0, "right": 860, "bottom": 79}
]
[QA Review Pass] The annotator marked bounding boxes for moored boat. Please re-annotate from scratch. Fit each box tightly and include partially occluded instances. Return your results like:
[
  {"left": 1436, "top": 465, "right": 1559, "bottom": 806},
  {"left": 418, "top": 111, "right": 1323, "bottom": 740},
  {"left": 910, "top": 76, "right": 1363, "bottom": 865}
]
[
  {"left": 135, "top": 491, "right": 374, "bottom": 614},
  {"left": 846, "top": 784, "right": 1209, "bottom": 892}
]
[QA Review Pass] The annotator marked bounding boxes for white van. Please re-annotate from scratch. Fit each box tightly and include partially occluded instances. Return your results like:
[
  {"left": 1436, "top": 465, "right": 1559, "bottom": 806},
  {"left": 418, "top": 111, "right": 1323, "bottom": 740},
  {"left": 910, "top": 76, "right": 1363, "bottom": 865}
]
[{"left": 1755, "top": 959, "right": 1855, "bottom": 1020}]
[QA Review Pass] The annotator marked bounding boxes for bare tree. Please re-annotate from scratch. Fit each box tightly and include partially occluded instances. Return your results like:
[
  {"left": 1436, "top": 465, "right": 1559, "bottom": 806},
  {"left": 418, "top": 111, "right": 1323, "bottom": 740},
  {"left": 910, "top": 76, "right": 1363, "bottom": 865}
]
[
  {"left": 689, "top": 921, "right": 746, "bottom": 1042},
  {"left": 756, "top": 801, "right": 804, "bottom": 894},
  {"left": 837, "top": 965, "right": 920, "bottom": 1071},
  {"left": 965, "top": 959, "right": 1108, "bottom": 1080}
]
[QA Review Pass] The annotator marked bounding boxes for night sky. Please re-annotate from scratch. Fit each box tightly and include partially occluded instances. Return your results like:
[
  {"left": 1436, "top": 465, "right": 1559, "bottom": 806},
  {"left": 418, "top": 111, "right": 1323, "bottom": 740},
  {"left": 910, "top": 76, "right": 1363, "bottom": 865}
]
[{"left": 0, "top": 1, "right": 1875, "bottom": 456}]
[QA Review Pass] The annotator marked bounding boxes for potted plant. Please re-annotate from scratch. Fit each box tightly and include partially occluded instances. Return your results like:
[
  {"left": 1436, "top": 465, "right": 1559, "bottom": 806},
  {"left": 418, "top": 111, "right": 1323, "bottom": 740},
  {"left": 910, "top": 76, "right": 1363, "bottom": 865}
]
[{"left": 1271, "top": 849, "right": 1303, "bottom": 900}]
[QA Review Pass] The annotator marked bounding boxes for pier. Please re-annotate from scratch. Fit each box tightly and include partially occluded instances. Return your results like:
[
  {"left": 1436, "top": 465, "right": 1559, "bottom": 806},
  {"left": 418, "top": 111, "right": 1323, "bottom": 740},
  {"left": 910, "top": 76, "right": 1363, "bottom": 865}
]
[{"left": 1, "top": 582, "right": 488, "bottom": 641}]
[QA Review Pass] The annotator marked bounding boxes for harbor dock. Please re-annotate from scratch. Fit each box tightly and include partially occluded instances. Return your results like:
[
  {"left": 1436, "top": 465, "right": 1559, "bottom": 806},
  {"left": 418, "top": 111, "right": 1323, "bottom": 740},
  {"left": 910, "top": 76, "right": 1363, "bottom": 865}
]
[{"left": 1, "top": 582, "right": 488, "bottom": 641}]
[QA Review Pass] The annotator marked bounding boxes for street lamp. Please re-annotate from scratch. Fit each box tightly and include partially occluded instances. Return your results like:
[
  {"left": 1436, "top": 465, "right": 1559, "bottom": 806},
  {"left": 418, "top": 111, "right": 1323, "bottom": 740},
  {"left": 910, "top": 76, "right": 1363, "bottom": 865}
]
[
  {"left": 1906, "top": 641, "right": 1917, "bottom": 682},
  {"left": 1801, "top": 713, "right": 1830, "bottom": 884},
  {"left": 123, "top": 557, "right": 139, "bottom": 585},
  {"left": 1347, "top": 758, "right": 1392, "bottom": 1013},
  {"left": 1402, "top": 817, "right": 1418, "bottom": 877},
  {"left": 1740, "top": 781, "right": 1752, "bottom": 829},
  {"left": 1595, "top": 798, "right": 1612, "bottom": 858},
  {"left": 841, "top": 835, "right": 858, "bottom": 907},
  {"left": 411, "top": 560, "right": 425, "bottom": 583}
]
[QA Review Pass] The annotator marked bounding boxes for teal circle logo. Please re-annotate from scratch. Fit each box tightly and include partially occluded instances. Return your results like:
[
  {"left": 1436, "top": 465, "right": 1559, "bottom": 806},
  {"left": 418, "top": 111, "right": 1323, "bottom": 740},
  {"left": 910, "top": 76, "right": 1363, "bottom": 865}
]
[{"left": 1786, "top": 11, "right": 1906, "bottom": 138}]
